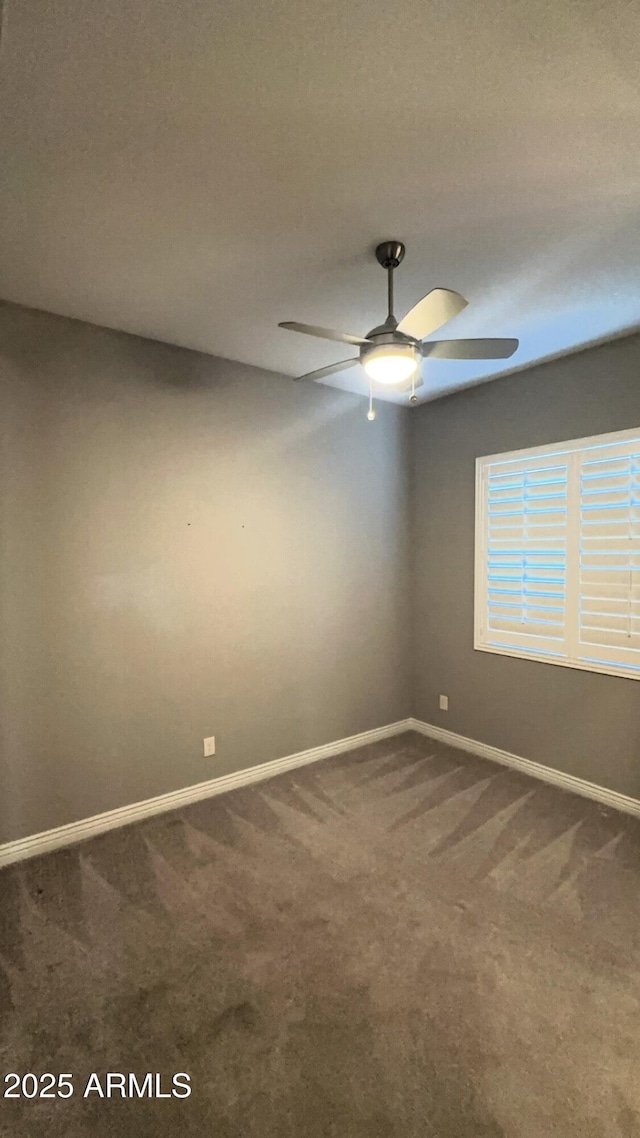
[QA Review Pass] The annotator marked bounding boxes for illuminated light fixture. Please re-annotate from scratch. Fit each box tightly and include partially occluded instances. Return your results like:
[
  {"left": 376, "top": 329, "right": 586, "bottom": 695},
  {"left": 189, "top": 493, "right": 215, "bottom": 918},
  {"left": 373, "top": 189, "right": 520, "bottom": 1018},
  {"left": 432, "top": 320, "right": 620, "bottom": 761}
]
[{"left": 362, "top": 343, "right": 418, "bottom": 385}]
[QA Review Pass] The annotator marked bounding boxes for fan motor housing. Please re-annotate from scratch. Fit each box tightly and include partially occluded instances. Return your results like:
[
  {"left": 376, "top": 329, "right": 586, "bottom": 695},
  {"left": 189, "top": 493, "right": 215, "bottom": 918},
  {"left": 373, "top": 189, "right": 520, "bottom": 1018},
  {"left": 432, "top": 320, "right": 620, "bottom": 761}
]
[{"left": 362, "top": 329, "right": 417, "bottom": 354}]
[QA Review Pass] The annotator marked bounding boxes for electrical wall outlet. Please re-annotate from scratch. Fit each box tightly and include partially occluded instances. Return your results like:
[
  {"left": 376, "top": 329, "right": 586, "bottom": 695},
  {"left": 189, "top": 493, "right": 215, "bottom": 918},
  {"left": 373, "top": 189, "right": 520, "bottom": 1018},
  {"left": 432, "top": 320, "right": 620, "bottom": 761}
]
[
  {"left": 439, "top": 695, "right": 449, "bottom": 711},
  {"left": 203, "top": 736, "right": 216, "bottom": 757}
]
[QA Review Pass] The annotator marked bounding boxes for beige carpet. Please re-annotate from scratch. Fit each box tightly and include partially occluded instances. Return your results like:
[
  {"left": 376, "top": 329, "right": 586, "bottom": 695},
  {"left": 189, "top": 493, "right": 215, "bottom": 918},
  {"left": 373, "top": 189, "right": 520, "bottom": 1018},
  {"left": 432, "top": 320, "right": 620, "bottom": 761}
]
[{"left": 1, "top": 730, "right": 640, "bottom": 1136}]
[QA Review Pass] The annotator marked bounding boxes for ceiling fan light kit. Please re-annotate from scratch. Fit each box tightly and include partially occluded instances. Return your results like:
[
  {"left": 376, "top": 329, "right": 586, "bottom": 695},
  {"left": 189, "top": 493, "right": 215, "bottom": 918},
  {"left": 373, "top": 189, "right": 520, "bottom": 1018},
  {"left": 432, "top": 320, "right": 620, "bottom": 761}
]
[
  {"left": 279, "top": 240, "right": 519, "bottom": 419},
  {"left": 362, "top": 342, "right": 418, "bottom": 384}
]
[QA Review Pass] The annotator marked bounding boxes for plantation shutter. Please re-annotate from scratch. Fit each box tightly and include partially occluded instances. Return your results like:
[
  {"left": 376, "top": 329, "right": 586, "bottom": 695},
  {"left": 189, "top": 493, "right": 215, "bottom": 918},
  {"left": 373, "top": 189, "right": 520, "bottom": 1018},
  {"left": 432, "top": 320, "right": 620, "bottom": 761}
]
[
  {"left": 476, "top": 427, "right": 640, "bottom": 680},
  {"left": 478, "top": 451, "right": 569, "bottom": 657},
  {"left": 578, "top": 437, "right": 640, "bottom": 673}
]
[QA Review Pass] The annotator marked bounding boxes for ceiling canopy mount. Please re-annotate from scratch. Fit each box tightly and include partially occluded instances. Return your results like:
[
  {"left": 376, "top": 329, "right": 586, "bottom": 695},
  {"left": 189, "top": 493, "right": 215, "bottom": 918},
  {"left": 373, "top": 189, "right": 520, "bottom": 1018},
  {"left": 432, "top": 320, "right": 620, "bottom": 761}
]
[{"left": 375, "top": 240, "right": 406, "bottom": 270}]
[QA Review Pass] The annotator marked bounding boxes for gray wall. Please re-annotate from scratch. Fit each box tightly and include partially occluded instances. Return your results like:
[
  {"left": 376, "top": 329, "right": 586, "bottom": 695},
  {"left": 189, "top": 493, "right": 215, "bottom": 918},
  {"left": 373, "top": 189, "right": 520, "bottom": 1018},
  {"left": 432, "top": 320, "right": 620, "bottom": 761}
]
[
  {"left": 0, "top": 302, "right": 411, "bottom": 844},
  {"left": 411, "top": 334, "right": 640, "bottom": 799}
]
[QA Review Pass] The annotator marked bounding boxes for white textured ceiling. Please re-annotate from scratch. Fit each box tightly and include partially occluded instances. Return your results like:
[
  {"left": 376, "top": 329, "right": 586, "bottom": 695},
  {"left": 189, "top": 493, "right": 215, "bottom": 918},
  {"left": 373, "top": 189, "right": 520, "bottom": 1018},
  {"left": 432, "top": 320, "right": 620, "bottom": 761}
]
[{"left": 1, "top": 0, "right": 640, "bottom": 403}]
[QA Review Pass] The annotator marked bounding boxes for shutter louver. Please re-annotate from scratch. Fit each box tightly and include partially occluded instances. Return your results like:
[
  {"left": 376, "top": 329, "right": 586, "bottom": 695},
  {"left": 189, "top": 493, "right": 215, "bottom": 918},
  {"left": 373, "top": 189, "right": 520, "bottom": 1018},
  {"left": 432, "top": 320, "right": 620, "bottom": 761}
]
[
  {"left": 578, "top": 443, "right": 640, "bottom": 672},
  {"left": 483, "top": 456, "right": 569, "bottom": 655},
  {"left": 476, "top": 428, "right": 640, "bottom": 680}
]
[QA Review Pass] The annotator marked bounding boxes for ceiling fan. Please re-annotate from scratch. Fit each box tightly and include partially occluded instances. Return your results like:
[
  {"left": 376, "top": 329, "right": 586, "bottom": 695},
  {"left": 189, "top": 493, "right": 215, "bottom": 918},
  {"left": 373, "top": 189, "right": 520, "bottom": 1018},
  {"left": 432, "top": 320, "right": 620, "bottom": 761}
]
[{"left": 279, "top": 241, "right": 518, "bottom": 414}]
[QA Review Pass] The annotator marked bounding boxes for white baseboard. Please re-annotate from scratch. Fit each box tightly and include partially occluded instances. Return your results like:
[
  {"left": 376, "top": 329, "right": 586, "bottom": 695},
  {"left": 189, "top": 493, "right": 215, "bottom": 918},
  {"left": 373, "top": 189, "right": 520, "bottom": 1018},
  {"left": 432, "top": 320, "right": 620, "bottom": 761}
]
[
  {"left": 0, "top": 718, "right": 414, "bottom": 870},
  {"left": 407, "top": 718, "right": 640, "bottom": 820},
  {"left": 4, "top": 715, "right": 637, "bottom": 870}
]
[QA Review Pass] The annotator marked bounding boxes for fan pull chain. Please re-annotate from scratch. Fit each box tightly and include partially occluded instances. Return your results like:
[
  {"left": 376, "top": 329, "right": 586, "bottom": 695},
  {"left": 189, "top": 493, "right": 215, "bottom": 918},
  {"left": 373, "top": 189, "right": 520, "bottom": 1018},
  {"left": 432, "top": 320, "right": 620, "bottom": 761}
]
[
  {"left": 367, "top": 379, "right": 376, "bottom": 421},
  {"left": 410, "top": 371, "right": 417, "bottom": 404}
]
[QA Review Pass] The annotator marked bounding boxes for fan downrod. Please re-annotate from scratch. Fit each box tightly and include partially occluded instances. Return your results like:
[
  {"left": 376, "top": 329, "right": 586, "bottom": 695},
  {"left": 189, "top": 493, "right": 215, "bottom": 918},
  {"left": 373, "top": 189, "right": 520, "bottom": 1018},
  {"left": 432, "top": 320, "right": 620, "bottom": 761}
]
[{"left": 375, "top": 241, "right": 405, "bottom": 270}]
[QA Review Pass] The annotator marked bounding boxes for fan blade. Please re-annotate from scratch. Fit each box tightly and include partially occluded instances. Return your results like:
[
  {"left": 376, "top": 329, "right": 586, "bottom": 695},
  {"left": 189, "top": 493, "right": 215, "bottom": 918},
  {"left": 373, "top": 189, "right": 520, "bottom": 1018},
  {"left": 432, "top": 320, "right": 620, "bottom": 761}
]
[
  {"left": 293, "top": 358, "right": 360, "bottom": 383},
  {"left": 397, "top": 288, "right": 468, "bottom": 339},
  {"left": 422, "top": 338, "right": 519, "bottom": 360},
  {"left": 279, "top": 321, "right": 368, "bottom": 347}
]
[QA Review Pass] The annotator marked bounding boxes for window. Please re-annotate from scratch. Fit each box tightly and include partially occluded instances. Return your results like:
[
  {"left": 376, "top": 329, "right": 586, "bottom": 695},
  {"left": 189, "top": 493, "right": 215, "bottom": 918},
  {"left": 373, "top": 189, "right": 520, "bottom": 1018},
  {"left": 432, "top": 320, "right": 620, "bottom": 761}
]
[{"left": 475, "top": 427, "right": 640, "bottom": 680}]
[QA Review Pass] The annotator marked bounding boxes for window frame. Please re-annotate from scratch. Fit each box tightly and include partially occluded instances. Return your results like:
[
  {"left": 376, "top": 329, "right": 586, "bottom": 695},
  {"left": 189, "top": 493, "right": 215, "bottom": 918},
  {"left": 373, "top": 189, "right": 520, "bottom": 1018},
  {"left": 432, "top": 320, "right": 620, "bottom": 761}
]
[{"left": 474, "top": 426, "right": 640, "bottom": 682}]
